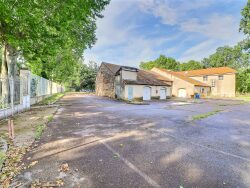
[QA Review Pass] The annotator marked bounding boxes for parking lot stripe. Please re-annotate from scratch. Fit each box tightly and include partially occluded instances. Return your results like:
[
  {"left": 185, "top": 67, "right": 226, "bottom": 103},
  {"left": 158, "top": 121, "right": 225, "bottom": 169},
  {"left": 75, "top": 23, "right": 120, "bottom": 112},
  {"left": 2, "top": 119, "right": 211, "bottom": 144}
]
[
  {"left": 100, "top": 140, "right": 161, "bottom": 188},
  {"left": 150, "top": 128, "right": 250, "bottom": 163}
]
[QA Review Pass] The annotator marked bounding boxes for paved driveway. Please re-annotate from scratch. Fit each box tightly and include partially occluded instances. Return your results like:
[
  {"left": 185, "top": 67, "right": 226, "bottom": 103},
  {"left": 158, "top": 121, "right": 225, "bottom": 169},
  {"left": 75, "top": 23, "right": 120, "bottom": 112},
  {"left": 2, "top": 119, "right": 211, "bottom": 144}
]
[{"left": 13, "top": 94, "right": 250, "bottom": 187}]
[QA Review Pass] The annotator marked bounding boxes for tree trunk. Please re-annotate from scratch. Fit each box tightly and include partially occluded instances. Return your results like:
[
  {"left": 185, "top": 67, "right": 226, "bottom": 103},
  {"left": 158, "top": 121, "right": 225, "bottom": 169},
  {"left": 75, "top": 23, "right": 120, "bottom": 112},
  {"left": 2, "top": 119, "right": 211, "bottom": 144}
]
[{"left": 1, "top": 43, "right": 18, "bottom": 104}]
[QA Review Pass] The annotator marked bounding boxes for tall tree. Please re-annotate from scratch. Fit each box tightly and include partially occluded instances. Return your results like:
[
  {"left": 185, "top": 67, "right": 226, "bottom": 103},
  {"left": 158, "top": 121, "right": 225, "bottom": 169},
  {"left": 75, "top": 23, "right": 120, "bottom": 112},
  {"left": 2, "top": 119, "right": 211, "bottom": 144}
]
[
  {"left": 0, "top": 0, "right": 110, "bottom": 78},
  {"left": 180, "top": 60, "right": 203, "bottom": 71},
  {"left": 140, "top": 55, "right": 180, "bottom": 71},
  {"left": 79, "top": 61, "right": 99, "bottom": 91},
  {"left": 240, "top": 0, "right": 250, "bottom": 36},
  {"left": 202, "top": 45, "right": 249, "bottom": 69},
  {"left": 239, "top": 0, "right": 250, "bottom": 53}
]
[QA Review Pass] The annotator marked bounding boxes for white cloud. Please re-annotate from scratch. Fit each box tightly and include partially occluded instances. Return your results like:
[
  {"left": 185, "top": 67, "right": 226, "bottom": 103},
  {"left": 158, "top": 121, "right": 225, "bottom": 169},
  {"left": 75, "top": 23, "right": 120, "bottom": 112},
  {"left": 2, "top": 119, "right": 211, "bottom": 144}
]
[
  {"left": 92, "top": 0, "right": 136, "bottom": 48},
  {"left": 138, "top": 0, "right": 178, "bottom": 25},
  {"left": 178, "top": 39, "right": 217, "bottom": 62},
  {"left": 138, "top": 0, "right": 216, "bottom": 25},
  {"left": 180, "top": 14, "right": 243, "bottom": 41},
  {"left": 85, "top": 0, "right": 178, "bottom": 66},
  {"left": 85, "top": 0, "right": 245, "bottom": 66}
]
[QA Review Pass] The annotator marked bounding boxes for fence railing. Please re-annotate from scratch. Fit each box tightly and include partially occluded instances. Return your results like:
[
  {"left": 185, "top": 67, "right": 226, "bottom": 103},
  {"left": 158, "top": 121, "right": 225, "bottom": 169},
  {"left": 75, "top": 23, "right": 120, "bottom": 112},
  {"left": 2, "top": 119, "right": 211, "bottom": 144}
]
[
  {"left": 0, "top": 70, "right": 64, "bottom": 119},
  {"left": 30, "top": 74, "right": 64, "bottom": 98}
]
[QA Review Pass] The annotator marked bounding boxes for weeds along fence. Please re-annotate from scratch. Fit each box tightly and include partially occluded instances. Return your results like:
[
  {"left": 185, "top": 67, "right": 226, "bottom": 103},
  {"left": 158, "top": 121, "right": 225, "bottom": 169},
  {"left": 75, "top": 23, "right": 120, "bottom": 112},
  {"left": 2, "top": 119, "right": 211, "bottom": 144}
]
[{"left": 0, "top": 70, "right": 64, "bottom": 119}]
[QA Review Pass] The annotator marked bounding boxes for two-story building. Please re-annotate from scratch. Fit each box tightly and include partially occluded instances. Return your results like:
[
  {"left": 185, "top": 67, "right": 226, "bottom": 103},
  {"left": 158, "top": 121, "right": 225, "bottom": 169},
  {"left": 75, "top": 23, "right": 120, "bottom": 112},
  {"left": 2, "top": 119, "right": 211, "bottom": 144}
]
[
  {"left": 96, "top": 62, "right": 172, "bottom": 100},
  {"left": 152, "top": 67, "right": 236, "bottom": 98}
]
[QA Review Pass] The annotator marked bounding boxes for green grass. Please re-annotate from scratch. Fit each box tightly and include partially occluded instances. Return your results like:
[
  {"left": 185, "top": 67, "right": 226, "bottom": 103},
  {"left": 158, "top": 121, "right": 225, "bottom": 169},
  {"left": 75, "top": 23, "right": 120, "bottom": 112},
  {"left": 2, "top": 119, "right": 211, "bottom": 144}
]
[
  {"left": 47, "top": 115, "right": 53, "bottom": 122},
  {"left": 0, "top": 151, "right": 6, "bottom": 166},
  {"left": 218, "top": 101, "right": 247, "bottom": 106},
  {"left": 35, "top": 124, "right": 46, "bottom": 140},
  {"left": 192, "top": 110, "right": 221, "bottom": 121},
  {"left": 235, "top": 94, "right": 250, "bottom": 102},
  {"left": 38, "top": 92, "right": 65, "bottom": 105}
]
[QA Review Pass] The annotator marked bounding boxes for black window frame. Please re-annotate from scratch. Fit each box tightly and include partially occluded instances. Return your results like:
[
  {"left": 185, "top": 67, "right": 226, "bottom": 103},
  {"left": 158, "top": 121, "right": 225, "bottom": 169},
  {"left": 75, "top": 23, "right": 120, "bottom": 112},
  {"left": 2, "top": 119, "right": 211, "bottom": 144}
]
[{"left": 218, "top": 75, "right": 223, "bottom": 80}]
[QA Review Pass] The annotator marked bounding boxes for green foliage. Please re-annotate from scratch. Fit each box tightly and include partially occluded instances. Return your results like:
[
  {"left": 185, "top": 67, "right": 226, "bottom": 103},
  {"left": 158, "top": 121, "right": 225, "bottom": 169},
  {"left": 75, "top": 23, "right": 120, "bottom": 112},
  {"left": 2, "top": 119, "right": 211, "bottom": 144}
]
[
  {"left": 0, "top": 0, "right": 110, "bottom": 59},
  {"left": 28, "top": 49, "right": 81, "bottom": 84},
  {"left": 0, "top": 151, "right": 6, "bottom": 167},
  {"left": 35, "top": 124, "right": 46, "bottom": 140},
  {"left": 240, "top": 0, "right": 250, "bottom": 35},
  {"left": 236, "top": 94, "right": 250, "bottom": 102},
  {"left": 192, "top": 110, "right": 221, "bottom": 120},
  {"left": 38, "top": 93, "right": 65, "bottom": 105},
  {"left": 0, "top": 0, "right": 109, "bottom": 84},
  {"left": 140, "top": 55, "right": 180, "bottom": 70},
  {"left": 47, "top": 115, "right": 53, "bottom": 122},
  {"left": 79, "top": 61, "right": 98, "bottom": 91},
  {"left": 180, "top": 60, "right": 203, "bottom": 71},
  {"left": 202, "top": 45, "right": 249, "bottom": 69},
  {"left": 236, "top": 69, "right": 250, "bottom": 93}
]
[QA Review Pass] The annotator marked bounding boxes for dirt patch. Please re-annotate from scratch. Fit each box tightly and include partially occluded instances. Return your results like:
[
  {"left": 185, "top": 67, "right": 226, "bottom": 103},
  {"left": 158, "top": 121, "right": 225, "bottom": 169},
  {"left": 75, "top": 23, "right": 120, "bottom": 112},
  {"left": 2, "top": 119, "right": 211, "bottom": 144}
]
[
  {"left": 0, "top": 106, "right": 58, "bottom": 187},
  {"left": 0, "top": 107, "right": 57, "bottom": 147}
]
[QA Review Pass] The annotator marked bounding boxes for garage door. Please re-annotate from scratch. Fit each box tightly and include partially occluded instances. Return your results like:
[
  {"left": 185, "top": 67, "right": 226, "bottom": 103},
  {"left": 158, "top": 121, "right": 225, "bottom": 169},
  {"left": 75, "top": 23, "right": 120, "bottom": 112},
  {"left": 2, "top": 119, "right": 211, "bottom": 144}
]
[
  {"left": 143, "top": 87, "right": 151, "bottom": 100},
  {"left": 178, "top": 88, "right": 187, "bottom": 98},
  {"left": 160, "top": 88, "right": 166, "bottom": 99}
]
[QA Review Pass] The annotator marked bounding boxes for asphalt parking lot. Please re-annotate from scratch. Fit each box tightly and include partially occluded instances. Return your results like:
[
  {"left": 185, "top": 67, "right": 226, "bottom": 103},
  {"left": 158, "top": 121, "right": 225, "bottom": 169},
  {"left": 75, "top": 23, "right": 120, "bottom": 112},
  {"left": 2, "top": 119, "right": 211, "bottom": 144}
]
[{"left": 13, "top": 94, "right": 250, "bottom": 187}]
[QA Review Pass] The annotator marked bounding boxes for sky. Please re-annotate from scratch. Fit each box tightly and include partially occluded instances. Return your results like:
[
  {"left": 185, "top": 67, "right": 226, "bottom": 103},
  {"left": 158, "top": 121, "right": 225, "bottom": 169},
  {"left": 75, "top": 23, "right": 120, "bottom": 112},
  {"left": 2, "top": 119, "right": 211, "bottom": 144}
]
[{"left": 84, "top": 0, "right": 247, "bottom": 67}]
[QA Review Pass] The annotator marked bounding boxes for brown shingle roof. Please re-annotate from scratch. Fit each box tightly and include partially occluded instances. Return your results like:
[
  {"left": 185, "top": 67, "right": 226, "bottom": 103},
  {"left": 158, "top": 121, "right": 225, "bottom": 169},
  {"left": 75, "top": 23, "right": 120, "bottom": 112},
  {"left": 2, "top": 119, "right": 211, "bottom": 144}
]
[
  {"left": 123, "top": 70, "right": 172, "bottom": 86},
  {"left": 155, "top": 68, "right": 210, "bottom": 87},
  {"left": 101, "top": 62, "right": 171, "bottom": 86},
  {"left": 176, "top": 67, "right": 236, "bottom": 77}
]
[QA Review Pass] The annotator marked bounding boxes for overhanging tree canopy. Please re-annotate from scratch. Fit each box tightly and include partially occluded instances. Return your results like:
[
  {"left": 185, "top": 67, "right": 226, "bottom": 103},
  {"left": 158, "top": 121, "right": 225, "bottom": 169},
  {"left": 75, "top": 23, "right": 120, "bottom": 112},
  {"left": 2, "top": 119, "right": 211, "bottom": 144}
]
[{"left": 0, "top": 0, "right": 110, "bottom": 78}]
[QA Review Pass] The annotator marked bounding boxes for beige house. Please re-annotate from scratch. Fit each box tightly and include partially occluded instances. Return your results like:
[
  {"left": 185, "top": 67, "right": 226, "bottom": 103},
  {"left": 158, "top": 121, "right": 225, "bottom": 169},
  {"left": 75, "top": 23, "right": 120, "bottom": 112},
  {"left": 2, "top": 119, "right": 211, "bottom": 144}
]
[
  {"left": 152, "top": 67, "right": 236, "bottom": 98},
  {"left": 96, "top": 62, "right": 172, "bottom": 100}
]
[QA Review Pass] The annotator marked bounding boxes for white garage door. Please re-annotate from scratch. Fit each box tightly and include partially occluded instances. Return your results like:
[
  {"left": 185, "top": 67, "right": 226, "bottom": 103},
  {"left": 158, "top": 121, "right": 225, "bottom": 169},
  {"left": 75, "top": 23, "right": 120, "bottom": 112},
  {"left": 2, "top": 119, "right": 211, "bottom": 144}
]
[
  {"left": 143, "top": 87, "right": 151, "bottom": 100},
  {"left": 178, "top": 88, "right": 187, "bottom": 98},
  {"left": 160, "top": 88, "right": 166, "bottom": 99}
]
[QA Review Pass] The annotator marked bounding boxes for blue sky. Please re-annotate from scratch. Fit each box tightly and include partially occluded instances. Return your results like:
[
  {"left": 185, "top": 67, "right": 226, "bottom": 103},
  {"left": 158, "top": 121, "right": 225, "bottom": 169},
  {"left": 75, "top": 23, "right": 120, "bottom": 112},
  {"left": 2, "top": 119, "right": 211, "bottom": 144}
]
[{"left": 84, "top": 0, "right": 247, "bottom": 67}]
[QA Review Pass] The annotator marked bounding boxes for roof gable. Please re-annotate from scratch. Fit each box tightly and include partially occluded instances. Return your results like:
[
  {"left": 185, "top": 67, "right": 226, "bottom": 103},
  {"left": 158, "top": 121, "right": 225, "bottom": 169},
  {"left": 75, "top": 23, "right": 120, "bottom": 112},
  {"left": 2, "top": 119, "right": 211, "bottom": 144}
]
[
  {"left": 101, "top": 62, "right": 121, "bottom": 75},
  {"left": 100, "top": 62, "right": 172, "bottom": 86},
  {"left": 152, "top": 68, "right": 209, "bottom": 87}
]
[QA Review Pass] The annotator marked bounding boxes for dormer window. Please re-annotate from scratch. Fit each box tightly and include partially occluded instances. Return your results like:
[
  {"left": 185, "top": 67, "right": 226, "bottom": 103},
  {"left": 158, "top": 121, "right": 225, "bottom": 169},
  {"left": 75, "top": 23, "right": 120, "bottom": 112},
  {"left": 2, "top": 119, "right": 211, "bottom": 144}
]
[
  {"left": 218, "top": 75, "right": 223, "bottom": 80},
  {"left": 203, "top": 76, "right": 208, "bottom": 81}
]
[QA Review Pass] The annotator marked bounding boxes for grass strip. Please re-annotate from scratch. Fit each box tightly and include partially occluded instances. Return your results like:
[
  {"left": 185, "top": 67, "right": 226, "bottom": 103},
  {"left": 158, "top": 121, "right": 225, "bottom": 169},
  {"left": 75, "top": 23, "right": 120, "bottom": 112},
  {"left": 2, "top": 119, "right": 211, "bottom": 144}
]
[
  {"left": 35, "top": 124, "right": 46, "bottom": 140},
  {"left": 38, "top": 92, "right": 65, "bottom": 105},
  {"left": 192, "top": 110, "right": 221, "bottom": 121}
]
